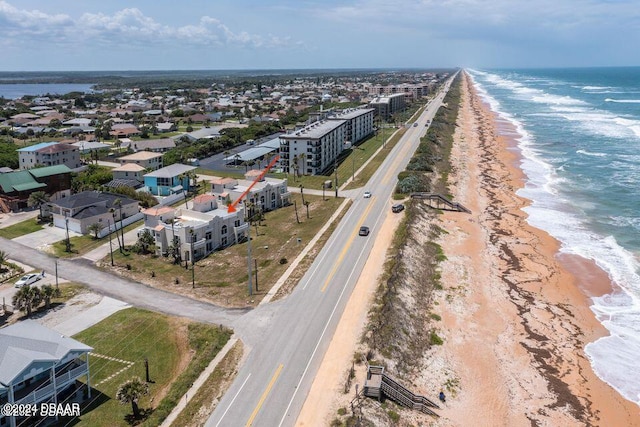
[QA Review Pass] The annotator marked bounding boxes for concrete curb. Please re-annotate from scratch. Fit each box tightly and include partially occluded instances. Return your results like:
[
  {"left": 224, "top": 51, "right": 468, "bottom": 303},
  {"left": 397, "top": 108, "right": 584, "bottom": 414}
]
[{"left": 160, "top": 336, "right": 239, "bottom": 427}]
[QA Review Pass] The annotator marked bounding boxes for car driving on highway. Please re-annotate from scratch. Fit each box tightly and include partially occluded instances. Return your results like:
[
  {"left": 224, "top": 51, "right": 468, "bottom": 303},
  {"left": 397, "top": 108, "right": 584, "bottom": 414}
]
[{"left": 359, "top": 226, "right": 370, "bottom": 236}]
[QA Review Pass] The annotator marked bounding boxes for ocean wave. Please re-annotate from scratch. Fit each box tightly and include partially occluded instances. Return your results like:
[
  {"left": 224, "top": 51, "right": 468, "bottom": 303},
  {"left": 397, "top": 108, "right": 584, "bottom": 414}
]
[
  {"left": 577, "top": 149, "right": 607, "bottom": 157},
  {"left": 469, "top": 69, "right": 640, "bottom": 406},
  {"left": 582, "top": 85, "right": 615, "bottom": 91},
  {"left": 605, "top": 98, "right": 640, "bottom": 103}
]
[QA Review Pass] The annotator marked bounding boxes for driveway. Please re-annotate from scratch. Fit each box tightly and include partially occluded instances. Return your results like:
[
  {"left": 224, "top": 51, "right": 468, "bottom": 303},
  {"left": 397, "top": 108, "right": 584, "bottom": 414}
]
[
  {"left": 0, "top": 210, "right": 39, "bottom": 229},
  {"left": 12, "top": 224, "right": 81, "bottom": 250}
]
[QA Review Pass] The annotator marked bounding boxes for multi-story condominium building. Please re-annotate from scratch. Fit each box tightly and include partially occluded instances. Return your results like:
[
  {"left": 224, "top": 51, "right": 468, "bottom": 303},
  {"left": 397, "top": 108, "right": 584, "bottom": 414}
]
[
  {"left": 279, "top": 120, "right": 346, "bottom": 176},
  {"left": 369, "top": 93, "right": 406, "bottom": 120},
  {"left": 327, "top": 108, "right": 375, "bottom": 146},
  {"left": 118, "top": 151, "right": 163, "bottom": 171},
  {"left": 210, "top": 171, "right": 290, "bottom": 213},
  {"left": 0, "top": 321, "right": 92, "bottom": 427},
  {"left": 141, "top": 197, "right": 246, "bottom": 261},
  {"left": 17, "top": 142, "right": 81, "bottom": 170},
  {"left": 368, "top": 83, "right": 431, "bottom": 98}
]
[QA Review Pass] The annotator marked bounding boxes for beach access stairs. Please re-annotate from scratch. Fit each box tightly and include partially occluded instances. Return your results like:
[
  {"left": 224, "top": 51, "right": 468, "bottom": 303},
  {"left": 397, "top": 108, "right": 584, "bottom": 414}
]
[
  {"left": 363, "top": 365, "right": 440, "bottom": 417},
  {"left": 410, "top": 192, "right": 471, "bottom": 213}
]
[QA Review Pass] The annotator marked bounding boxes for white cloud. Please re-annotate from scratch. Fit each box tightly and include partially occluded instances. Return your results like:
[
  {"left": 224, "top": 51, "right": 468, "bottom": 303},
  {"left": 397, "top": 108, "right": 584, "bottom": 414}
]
[{"left": 0, "top": 1, "right": 294, "bottom": 49}]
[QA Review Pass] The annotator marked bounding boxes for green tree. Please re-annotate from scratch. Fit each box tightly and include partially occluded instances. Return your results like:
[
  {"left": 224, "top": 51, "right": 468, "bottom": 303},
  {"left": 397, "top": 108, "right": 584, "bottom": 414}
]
[
  {"left": 116, "top": 377, "right": 149, "bottom": 419},
  {"left": 27, "top": 191, "right": 49, "bottom": 219},
  {"left": 134, "top": 229, "right": 155, "bottom": 254},
  {"left": 12, "top": 285, "right": 42, "bottom": 317},
  {"left": 87, "top": 222, "right": 103, "bottom": 240},
  {"left": 41, "top": 284, "right": 61, "bottom": 309}
]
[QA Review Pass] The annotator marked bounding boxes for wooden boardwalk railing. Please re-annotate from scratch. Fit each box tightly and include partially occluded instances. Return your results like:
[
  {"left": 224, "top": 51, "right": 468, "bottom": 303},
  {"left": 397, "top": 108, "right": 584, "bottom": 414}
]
[
  {"left": 363, "top": 365, "right": 439, "bottom": 417},
  {"left": 410, "top": 192, "right": 471, "bottom": 213}
]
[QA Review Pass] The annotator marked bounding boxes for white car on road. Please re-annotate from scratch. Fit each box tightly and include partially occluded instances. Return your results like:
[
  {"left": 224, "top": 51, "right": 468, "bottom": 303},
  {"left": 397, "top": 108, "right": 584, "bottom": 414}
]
[
  {"left": 14, "top": 273, "right": 42, "bottom": 288},
  {"left": 363, "top": 191, "right": 372, "bottom": 198}
]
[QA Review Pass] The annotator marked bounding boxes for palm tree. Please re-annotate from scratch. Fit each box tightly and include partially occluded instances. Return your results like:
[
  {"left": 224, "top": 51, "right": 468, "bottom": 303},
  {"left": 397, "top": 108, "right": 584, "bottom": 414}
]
[
  {"left": 116, "top": 377, "right": 149, "bottom": 418},
  {"left": 300, "top": 153, "right": 306, "bottom": 177},
  {"left": 0, "top": 250, "right": 7, "bottom": 273},
  {"left": 12, "top": 285, "right": 42, "bottom": 317},
  {"left": 41, "top": 284, "right": 60, "bottom": 309},
  {"left": 292, "top": 154, "right": 298, "bottom": 180},
  {"left": 87, "top": 223, "right": 103, "bottom": 240},
  {"left": 27, "top": 191, "right": 49, "bottom": 220}
]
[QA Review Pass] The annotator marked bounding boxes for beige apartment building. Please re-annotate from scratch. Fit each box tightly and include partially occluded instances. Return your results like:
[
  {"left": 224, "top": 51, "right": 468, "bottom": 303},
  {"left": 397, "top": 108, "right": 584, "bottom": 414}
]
[{"left": 118, "top": 151, "right": 163, "bottom": 171}]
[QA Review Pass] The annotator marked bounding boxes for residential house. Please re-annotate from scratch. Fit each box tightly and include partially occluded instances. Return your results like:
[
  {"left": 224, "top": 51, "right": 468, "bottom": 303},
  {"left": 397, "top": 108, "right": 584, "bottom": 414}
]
[
  {"left": 141, "top": 200, "right": 247, "bottom": 261},
  {"left": 0, "top": 165, "right": 72, "bottom": 213},
  {"left": 109, "top": 123, "right": 140, "bottom": 138},
  {"left": 127, "top": 138, "right": 176, "bottom": 153},
  {"left": 17, "top": 142, "right": 81, "bottom": 170},
  {"left": 156, "top": 122, "right": 177, "bottom": 133},
  {"left": 0, "top": 320, "right": 92, "bottom": 427},
  {"left": 48, "top": 191, "right": 139, "bottom": 235},
  {"left": 143, "top": 164, "right": 196, "bottom": 196},
  {"left": 118, "top": 152, "right": 163, "bottom": 171},
  {"left": 111, "top": 163, "right": 146, "bottom": 183}
]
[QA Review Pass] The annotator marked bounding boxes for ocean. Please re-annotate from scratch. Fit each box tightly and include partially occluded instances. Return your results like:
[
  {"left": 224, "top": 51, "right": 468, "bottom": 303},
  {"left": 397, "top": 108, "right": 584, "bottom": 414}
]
[{"left": 467, "top": 67, "right": 640, "bottom": 406}]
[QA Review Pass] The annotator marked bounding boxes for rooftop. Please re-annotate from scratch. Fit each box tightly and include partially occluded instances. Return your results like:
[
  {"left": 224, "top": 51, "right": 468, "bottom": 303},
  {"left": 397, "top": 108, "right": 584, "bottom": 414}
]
[
  {"left": 119, "top": 151, "right": 163, "bottom": 161},
  {"left": 144, "top": 164, "right": 196, "bottom": 178}
]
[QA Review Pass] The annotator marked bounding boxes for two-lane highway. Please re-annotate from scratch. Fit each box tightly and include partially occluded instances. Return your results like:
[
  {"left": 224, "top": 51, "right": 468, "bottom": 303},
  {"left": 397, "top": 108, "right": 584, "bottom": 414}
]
[{"left": 207, "top": 76, "right": 456, "bottom": 426}]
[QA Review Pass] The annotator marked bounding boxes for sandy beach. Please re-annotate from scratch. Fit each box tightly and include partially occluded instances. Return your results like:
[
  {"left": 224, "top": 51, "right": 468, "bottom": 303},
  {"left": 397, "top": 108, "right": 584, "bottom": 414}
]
[
  {"left": 297, "top": 72, "right": 640, "bottom": 426},
  {"left": 424, "top": 72, "right": 640, "bottom": 426}
]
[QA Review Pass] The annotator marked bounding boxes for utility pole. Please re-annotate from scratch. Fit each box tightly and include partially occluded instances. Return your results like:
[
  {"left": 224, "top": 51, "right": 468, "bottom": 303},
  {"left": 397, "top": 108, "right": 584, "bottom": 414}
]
[
  {"left": 247, "top": 221, "right": 252, "bottom": 297},
  {"left": 54, "top": 259, "right": 58, "bottom": 289},
  {"left": 191, "top": 231, "right": 195, "bottom": 289},
  {"left": 254, "top": 258, "right": 258, "bottom": 292},
  {"left": 334, "top": 156, "right": 338, "bottom": 197},
  {"left": 108, "top": 219, "right": 114, "bottom": 266}
]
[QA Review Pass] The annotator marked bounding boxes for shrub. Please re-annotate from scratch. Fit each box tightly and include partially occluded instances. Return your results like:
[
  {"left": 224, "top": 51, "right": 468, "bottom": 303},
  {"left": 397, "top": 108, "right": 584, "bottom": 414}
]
[{"left": 429, "top": 331, "right": 444, "bottom": 346}]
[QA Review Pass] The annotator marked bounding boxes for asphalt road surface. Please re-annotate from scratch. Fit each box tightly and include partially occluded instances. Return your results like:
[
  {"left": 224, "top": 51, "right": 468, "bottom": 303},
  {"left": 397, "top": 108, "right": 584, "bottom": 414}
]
[{"left": 207, "top": 77, "right": 456, "bottom": 426}]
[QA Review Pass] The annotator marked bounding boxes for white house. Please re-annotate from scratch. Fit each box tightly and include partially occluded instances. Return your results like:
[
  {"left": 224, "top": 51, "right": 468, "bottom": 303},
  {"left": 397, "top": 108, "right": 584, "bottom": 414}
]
[{"left": 0, "top": 321, "right": 92, "bottom": 427}]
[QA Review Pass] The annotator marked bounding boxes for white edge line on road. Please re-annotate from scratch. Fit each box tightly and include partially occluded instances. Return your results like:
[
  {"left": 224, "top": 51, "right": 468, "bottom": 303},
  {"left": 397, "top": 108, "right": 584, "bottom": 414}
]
[
  {"left": 302, "top": 203, "right": 356, "bottom": 291},
  {"left": 215, "top": 373, "right": 251, "bottom": 427},
  {"left": 276, "top": 209, "right": 384, "bottom": 427}
]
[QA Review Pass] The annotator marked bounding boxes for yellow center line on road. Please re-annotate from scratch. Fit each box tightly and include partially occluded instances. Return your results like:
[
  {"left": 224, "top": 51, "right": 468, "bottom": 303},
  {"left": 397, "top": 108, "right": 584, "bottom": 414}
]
[
  {"left": 320, "top": 197, "right": 377, "bottom": 293},
  {"left": 245, "top": 364, "right": 284, "bottom": 427}
]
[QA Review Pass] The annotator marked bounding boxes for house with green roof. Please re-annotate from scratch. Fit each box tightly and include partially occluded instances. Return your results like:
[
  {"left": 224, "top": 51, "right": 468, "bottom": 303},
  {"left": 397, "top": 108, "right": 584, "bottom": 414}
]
[{"left": 0, "top": 165, "right": 72, "bottom": 213}]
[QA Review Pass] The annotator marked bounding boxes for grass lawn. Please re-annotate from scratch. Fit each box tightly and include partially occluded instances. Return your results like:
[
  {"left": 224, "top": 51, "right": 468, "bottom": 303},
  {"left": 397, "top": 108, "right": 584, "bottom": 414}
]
[
  {"left": 70, "top": 308, "right": 231, "bottom": 427},
  {"left": 108, "top": 192, "right": 345, "bottom": 307},
  {"left": 345, "top": 128, "right": 408, "bottom": 192},
  {"left": 51, "top": 220, "right": 143, "bottom": 258},
  {"left": 170, "top": 341, "right": 243, "bottom": 427},
  {"left": 0, "top": 218, "right": 43, "bottom": 239}
]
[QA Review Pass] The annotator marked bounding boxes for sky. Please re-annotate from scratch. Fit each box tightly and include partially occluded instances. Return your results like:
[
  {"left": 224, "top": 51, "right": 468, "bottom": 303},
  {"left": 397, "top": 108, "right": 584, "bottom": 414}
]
[{"left": 1, "top": 0, "right": 639, "bottom": 71}]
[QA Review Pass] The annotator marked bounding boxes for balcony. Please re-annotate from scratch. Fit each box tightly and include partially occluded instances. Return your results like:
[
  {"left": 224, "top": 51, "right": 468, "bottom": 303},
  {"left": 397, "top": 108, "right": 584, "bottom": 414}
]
[{"left": 13, "top": 359, "right": 88, "bottom": 405}]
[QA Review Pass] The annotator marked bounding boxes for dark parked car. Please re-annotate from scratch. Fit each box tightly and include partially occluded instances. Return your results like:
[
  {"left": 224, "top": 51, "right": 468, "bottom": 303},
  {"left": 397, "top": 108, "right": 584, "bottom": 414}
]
[
  {"left": 392, "top": 203, "right": 405, "bottom": 213},
  {"left": 359, "top": 226, "right": 370, "bottom": 236}
]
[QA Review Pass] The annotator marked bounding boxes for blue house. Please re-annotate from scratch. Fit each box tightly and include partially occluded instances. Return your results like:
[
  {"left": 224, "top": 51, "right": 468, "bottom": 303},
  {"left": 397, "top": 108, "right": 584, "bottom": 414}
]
[{"left": 143, "top": 164, "right": 197, "bottom": 196}]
